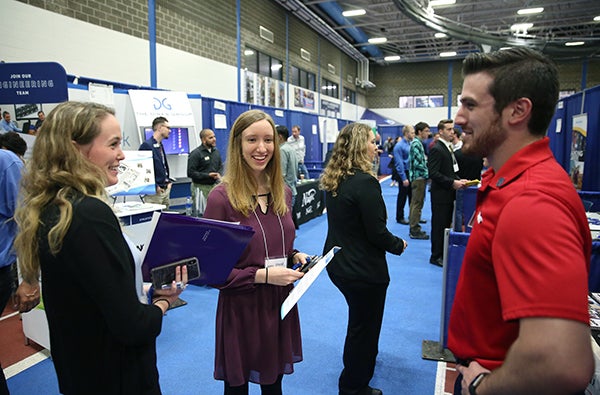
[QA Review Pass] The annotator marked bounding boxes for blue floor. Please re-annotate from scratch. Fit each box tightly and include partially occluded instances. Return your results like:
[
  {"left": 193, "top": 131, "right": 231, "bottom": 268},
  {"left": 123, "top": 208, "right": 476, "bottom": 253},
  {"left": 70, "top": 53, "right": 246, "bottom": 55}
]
[{"left": 7, "top": 179, "right": 444, "bottom": 394}]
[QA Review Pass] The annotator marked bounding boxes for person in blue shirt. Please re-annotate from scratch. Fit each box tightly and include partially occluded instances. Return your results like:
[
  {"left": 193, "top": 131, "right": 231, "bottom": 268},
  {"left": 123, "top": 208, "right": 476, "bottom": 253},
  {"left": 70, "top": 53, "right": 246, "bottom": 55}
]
[
  {"left": 0, "top": 111, "right": 22, "bottom": 133},
  {"left": 393, "top": 125, "right": 414, "bottom": 224},
  {"left": 0, "top": 148, "right": 24, "bottom": 393},
  {"left": 139, "top": 116, "right": 172, "bottom": 208}
]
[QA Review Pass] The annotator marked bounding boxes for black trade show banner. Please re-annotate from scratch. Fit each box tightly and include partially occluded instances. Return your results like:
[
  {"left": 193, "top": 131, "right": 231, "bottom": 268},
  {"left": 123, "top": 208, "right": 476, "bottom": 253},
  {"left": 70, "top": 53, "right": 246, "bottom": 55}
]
[{"left": 293, "top": 179, "right": 324, "bottom": 226}]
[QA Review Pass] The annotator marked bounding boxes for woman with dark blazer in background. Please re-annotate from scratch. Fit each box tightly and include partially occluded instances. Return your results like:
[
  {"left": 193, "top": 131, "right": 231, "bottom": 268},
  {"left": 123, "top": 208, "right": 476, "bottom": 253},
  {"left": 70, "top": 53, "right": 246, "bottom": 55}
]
[{"left": 320, "top": 123, "right": 407, "bottom": 395}]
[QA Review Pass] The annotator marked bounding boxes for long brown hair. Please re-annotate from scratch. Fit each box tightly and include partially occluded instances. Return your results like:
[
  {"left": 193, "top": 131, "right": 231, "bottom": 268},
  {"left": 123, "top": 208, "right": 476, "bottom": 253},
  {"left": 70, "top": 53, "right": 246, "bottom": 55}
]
[
  {"left": 221, "top": 110, "right": 287, "bottom": 216},
  {"left": 15, "top": 101, "right": 115, "bottom": 283},
  {"left": 320, "top": 122, "right": 375, "bottom": 196}
]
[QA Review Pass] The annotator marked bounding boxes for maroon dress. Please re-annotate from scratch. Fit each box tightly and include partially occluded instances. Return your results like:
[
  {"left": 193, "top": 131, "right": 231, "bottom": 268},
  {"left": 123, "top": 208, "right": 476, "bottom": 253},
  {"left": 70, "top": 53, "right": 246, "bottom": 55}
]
[{"left": 203, "top": 184, "right": 302, "bottom": 386}]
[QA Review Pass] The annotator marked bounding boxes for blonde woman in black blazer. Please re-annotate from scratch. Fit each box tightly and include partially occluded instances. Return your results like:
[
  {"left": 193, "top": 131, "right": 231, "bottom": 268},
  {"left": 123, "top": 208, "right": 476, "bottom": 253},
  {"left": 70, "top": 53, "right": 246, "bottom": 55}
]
[{"left": 320, "top": 123, "right": 407, "bottom": 395}]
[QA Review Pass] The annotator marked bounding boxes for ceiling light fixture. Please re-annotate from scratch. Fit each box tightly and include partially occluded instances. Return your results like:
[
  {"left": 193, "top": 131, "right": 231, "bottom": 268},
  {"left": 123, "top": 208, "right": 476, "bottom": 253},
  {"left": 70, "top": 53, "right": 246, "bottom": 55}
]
[
  {"left": 439, "top": 51, "right": 457, "bottom": 57},
  {"left": 430, "top": 0, "right": 456, "bottom": 6},
  {"left": 244, "top": 49, "right": 255, "bottom": 56},
  {"left": 384, "top": 55, "right": 401, "bottom": 61},
  {"left": 517, "top": 7, "right": 544, "bottom": 15},
  {"left": 368, "top": 37, "right": 388, "bottom": 44},
  {"left": 342, "top": 9, "right": 366, "bottom": 17},
  {"left": 510, "top": 23, "right": 534, "bottom": 31},
  {"left": 434, "top": 32, "right": 447, "bottom": 38},
  {"left": 565, "top": 41, "right": 585, "bottom": 46}
]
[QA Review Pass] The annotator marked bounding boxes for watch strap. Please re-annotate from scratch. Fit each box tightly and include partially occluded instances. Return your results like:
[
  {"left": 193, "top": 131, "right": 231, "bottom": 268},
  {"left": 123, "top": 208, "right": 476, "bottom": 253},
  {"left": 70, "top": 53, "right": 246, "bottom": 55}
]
[{"left": 468, "top": 372, "right": 489, "bottom": 395}]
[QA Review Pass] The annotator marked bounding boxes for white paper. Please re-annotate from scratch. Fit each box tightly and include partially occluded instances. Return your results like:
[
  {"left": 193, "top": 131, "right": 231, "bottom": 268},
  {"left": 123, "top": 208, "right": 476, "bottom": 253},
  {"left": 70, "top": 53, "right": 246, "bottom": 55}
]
[
  {"left": 214, "top": 113, "right": 228, "bottom": 130},
  {"left": 280, "top": 246, "right": 340, "bottom": 319}
]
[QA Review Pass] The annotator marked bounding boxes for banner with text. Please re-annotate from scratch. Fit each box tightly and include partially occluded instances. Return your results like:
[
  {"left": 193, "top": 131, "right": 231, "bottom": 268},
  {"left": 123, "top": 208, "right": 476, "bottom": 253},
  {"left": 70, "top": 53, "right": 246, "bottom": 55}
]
[
  {"left": 0, "top": 62, "right": 68, "bottom": 104},
  {"left": 128, "top": 90, "right": 195, "bottom": 127}
]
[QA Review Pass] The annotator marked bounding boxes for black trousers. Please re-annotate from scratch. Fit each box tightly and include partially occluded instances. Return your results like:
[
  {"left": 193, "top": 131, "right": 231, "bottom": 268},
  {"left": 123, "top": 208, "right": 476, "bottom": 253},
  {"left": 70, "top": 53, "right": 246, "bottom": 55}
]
[
  {"left": 329, "top": 273, "right": 388, "bottom": 395},
  {"left": 430, "top": 201, "right": 454, "bottom": 261},
  {"left": 395, "top": 170, "right": 412, "bottom": 221}
]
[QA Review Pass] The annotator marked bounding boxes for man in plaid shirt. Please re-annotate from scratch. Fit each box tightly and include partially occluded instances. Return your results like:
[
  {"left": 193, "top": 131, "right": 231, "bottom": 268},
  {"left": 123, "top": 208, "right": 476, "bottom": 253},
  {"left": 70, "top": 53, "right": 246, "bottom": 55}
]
[{"left": 408, "top": 122, "right": 430, "bottom": 240}]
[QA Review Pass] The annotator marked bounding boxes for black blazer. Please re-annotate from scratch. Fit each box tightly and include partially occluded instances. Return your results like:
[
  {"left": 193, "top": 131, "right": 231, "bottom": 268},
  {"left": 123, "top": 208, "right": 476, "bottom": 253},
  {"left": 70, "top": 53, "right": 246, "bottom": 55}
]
[
  {"left": 39, "top": 194, "right": 163, "bottom": 395},
  {"left": 324, "top": 170, "right": 405, "bottom": 284},
  {"left": 428, "top": 139, "right": 459, "bottom": 205}
]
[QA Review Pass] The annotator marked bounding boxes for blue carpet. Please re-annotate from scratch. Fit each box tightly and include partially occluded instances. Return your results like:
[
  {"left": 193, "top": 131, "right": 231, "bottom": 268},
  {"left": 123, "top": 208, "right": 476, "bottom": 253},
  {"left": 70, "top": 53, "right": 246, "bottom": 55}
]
[{"left": 7, "top": 180, "right": 443, "bottom": 394}]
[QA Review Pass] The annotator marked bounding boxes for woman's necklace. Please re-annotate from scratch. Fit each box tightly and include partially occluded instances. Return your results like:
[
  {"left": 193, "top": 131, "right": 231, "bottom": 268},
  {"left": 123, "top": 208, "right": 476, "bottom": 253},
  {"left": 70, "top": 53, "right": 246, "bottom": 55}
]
[{"left": 255, "top": 191, "right": 270, "bottom": 214}]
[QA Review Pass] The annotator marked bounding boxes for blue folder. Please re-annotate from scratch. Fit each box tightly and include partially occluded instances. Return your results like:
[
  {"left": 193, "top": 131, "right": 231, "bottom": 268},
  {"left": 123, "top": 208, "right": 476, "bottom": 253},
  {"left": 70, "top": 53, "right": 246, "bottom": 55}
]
[{"left": 141, "top": 212, "right": 255, "bottom": 286}]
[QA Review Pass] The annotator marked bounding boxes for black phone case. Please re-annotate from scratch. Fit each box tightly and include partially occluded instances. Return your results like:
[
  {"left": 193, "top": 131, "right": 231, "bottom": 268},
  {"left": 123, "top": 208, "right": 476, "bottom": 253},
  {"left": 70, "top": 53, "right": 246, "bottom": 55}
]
[
  {"left": 151, "top": 257, "right": 200, "bottom": 289},
  {"left": 300, "top": 255, "right": 321, "bottom": 273}
]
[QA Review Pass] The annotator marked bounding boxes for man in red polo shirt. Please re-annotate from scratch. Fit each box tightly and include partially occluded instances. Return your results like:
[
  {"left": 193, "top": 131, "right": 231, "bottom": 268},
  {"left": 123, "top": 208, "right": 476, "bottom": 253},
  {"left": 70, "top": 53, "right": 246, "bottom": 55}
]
[{"left": 448, "top": 47, "right": 593, "bottom": 395}]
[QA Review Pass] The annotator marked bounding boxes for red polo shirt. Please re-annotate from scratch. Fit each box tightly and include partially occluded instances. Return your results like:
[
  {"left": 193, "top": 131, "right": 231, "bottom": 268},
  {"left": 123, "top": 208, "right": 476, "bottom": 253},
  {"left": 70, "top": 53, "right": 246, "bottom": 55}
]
[{"left": 448, "top": 137, "right": 591, "bottom": 370}]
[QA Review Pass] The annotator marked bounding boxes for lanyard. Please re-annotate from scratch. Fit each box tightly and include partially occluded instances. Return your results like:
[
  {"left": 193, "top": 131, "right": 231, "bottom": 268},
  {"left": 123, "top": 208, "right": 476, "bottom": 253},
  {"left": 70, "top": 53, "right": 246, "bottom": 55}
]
[{"left": 252, "top": 205, "right": 285, "bottom": 259}]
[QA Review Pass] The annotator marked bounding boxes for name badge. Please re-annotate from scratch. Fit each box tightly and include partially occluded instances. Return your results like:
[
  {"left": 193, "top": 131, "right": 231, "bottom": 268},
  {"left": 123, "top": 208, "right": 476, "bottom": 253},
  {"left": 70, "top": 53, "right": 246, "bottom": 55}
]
[{"left": 265, "top": 256, "right": 286, "bottom": 268}]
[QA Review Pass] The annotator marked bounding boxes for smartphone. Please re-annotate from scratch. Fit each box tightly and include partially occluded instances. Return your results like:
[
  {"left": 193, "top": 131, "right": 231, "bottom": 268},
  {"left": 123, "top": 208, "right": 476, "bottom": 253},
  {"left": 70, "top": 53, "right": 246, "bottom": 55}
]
[
  {"left": 300, "top": 255, "right": 321, "bottom": 273},
  {"left": 150, "top": 257, "right": 200, "bottom": 289},
  {"left": 464, "top": 179, "right": 480, "bottom": 187}
]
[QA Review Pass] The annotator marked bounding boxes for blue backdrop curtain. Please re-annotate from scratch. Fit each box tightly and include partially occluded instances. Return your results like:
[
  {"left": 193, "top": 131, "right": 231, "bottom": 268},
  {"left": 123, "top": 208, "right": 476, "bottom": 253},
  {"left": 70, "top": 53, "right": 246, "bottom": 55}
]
[
  {"left": 582, "top": 86, "right": 600, "bottom": 191},
  {"left": 288, "top": 110, "right": 320, "bottom": 163},
  {"left": 201, "top": 97, "right": 250, "bottom": 164},
  {"left": 548, "top": 85, "right": 600, "bottom": 191}
]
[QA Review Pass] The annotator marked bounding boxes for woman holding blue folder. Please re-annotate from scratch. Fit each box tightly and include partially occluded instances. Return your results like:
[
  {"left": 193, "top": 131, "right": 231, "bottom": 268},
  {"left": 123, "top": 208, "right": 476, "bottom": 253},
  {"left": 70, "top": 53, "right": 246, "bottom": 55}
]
[
  {"left": 204, "top": 110, "right": 309, "bottom": 395},
  {"left": 14, "top": 101, "right": 186, "bottom": 395}
]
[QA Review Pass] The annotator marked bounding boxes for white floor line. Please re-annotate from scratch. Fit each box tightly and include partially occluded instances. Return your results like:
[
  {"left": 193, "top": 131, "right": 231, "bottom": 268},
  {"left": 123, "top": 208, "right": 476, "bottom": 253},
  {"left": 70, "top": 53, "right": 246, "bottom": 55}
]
[
  {"left": 379, "top": 174, "right": 391, "bottom": 183},
  {"left": 435, "top": 361, "right": 454, "bottom": 395},
  {"left": 4, "top": 349, "right": 50, "bottom": 379}
]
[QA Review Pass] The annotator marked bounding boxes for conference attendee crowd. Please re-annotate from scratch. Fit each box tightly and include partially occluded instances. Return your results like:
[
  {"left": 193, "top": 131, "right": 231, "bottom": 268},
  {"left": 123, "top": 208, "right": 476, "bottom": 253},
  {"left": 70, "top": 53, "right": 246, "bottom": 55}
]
[{"left": 0, "top": 47, "right": 595, "bottom": 395}]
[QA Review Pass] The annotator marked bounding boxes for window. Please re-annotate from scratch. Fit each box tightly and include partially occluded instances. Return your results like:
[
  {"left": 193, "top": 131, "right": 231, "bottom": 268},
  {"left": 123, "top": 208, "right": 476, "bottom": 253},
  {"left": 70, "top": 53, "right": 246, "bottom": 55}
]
[
  {"left": 414, "top": 95, "right": 444, "bottom": 108},
  {"left": 244, "top": 48, "right": 258, "bottom": 73},
  {"left": 245, "top": 47, "right": 283, "bottom": 80},
  {"left": 321, "top": 78, "right": 339, "bottom": 99},
  {"left": 290, "top": 66, "right": 316, "bottom": 91},
  {"left": 401, "top": 95, "right": 444, "bottom": 108},
  {"left": 343, "top": 87, "right": 356, "bottom": 104},
  {"left": 291, "top": 66, "right": 300, "bottom": 86}
]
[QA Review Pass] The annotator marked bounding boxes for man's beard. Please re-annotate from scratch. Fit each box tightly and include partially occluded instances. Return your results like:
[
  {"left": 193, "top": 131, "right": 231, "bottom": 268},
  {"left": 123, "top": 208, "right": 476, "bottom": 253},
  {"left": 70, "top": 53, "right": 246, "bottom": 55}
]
[{"left": 462, "top": 115, "right": 506, "bottom": 158}]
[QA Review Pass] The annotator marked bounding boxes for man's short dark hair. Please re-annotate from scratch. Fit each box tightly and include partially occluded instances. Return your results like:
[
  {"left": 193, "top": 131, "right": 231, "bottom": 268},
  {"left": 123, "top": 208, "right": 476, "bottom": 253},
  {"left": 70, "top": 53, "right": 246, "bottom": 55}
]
[
  {"left": 152, "top": 116, "right": 169, "bottom": 131},
  {"left": 276, "top": 125, "right": 289, "bottom": 139},
  {"left": 437, "top": 119, "right": 453, "bottom": 130},
  {"left": 0, "top": 132, "right": 27, "bottom": 157},
  {"left": 414, "top": 121, "right": 430, "bottom": 133},
  {"left": 462, "top": 47, "right": 558, "bottom": 136}
]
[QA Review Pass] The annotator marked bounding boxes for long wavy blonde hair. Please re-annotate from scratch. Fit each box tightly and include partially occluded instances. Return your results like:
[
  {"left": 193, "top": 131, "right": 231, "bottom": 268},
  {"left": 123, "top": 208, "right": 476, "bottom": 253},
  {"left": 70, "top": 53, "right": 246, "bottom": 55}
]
[
  {"left": 221, "top": 110, "right": 287, "bottom": 217},
  {"left": 319, "top": 122, "right": 375, "bottom": 196},
  {"left": 15, "top": 101, "right": 114, "bottom": 283}
]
